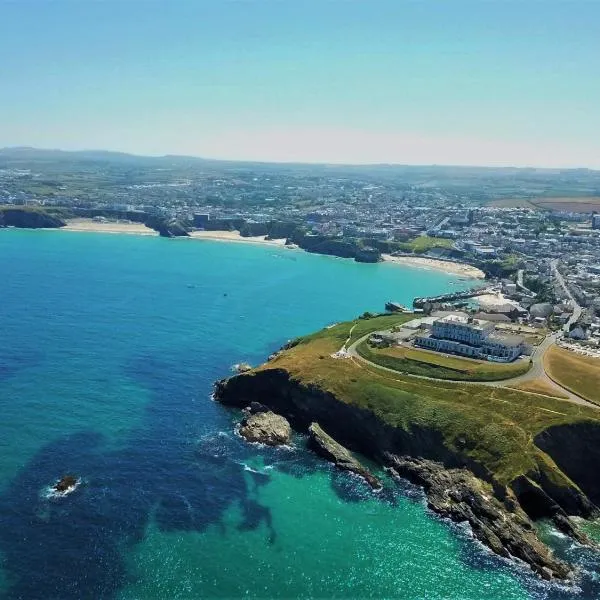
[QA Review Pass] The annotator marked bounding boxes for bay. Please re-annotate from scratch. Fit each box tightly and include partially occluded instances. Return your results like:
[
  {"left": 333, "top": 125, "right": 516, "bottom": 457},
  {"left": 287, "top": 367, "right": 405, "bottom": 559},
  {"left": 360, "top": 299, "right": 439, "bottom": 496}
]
[{"left": 0, "top": 229, "right": 589, "bottom": 599}]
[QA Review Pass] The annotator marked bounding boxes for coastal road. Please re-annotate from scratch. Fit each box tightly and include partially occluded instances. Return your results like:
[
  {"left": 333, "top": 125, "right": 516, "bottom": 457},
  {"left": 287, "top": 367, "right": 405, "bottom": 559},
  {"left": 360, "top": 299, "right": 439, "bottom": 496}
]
[
  {"left": 551, "top": 259, "right": 582, "bottom": 331},
  {"left": 345, "top": 329, "right": 595, "bottom": 409}
]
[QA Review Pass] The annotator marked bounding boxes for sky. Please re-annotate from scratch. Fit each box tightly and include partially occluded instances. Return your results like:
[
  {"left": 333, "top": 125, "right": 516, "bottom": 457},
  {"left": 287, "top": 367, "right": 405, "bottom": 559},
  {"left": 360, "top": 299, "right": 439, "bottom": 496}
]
[{"left": 1, "top": 0, "right": 599, "bottom": 168}]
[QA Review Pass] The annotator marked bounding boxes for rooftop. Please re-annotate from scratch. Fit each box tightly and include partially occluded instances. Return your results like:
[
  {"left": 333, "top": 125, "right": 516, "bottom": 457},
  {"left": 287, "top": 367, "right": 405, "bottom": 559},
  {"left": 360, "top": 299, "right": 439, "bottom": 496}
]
[
  {"left": 486, "top": 333, "right": 526, "bottom": 347},
  {"left": 437, "top": 315, "right": 494, "bottom": 330}
]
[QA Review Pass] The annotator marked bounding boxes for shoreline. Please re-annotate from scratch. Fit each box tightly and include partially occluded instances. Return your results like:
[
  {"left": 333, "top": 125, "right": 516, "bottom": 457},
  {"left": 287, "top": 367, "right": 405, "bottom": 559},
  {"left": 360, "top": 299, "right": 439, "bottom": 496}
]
[
  {"left": 382, "top": 254, "right": 485, "bottom": 279},
  {"left": 187, "top": 229, "right": 287, "bottom": 246},
  {"left": 60, "top": 219, "right": 287, "bottom": 246},
  {"left": 53, "top": 220, "right": 485, "bottom": 278},
  {"left": 61, "top": 219, "right": 157, "bottom": 235}
]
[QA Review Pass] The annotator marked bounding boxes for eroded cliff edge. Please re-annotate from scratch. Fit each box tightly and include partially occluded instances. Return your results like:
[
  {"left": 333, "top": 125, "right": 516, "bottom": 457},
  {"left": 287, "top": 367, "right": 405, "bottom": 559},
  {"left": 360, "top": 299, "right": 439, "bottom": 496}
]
[{"left": 214, "top": 365, "right": 600, "bottom": 580}]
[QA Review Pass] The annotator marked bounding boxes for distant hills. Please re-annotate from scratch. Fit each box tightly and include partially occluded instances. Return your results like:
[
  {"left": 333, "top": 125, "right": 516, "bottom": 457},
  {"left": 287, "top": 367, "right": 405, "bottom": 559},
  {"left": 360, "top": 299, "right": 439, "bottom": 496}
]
[{"left": 1, "top": 146, "right": 598, "bottom": 175}]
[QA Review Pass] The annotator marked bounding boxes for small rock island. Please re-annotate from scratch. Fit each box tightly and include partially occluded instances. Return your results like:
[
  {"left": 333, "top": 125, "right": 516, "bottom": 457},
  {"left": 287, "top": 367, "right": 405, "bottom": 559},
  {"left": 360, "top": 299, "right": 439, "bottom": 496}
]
[
  {"left": 238, "top": 402, "right": 291, "bottom": 446},
  {"left": 53, "top": 475, "right": 79, "bottom": 495}
]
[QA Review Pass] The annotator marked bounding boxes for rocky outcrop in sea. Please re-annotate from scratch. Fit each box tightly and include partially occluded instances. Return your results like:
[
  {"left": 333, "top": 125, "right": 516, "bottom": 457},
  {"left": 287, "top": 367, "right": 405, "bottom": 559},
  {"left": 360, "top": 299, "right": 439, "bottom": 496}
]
[
  {"left": 308, "top": 422, "right": 381, "bottom": 489},
  {"left": 238, "top": 403, "right": 292, "bottom": 446}
]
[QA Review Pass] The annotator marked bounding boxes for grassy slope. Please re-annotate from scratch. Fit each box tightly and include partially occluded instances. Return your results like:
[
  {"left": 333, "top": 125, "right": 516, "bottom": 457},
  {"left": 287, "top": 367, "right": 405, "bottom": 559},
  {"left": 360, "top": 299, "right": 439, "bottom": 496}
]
[
  {"left": 509, "top": 379, "right": 569, "bottom": 400},
  {"left": 358, "top": 342, "right": 531, "bottom": 382},
  {"left": 398, "top": 236, "right": 454, "bottom": 253},
  {"left": 264, "top": 314, "right": 600, "bottom": 487},
  {"left": 545, "top": 346, "right": 600, "bottom": 406}
]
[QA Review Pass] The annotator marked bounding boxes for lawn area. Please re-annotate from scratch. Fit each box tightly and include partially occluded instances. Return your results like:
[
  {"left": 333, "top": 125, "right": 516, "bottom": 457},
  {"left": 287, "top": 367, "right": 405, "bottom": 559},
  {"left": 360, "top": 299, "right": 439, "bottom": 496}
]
[
  {"left": 357, "top": 342, "right": 531, "bottom": 382},
  {"left": 398, "top": 235, "right": 454, "bottom": 253},
  {"left": 263, "top": 315, "right": 600, "bottom": 486},
  {"left": 509, "top": 379, "right": 569, "bottom": 399},
  {"left": 545, "top": 346, "right": 600, "bottom": 406},
  {"left": 300, "top": 312, "right": 416, "bottom": 348}
]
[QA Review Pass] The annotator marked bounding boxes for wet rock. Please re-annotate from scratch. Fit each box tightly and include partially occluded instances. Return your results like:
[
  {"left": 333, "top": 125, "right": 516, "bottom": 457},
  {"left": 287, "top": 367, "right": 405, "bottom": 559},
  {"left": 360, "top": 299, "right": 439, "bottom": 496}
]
[
  {"left": 387, "top": 455, "right": 571, "bottom": 580},
  {"left": 308, "top": 422, "right": 381, "bottom": 490},
  {"left": 239, "top": 411, "right": 291, "bottom": 446},
  {"left": 247, "top": 401, "right": 269, "bottom": 415},
  {"left": 54, "top": 475, "right": 78, "bottom": 494}
]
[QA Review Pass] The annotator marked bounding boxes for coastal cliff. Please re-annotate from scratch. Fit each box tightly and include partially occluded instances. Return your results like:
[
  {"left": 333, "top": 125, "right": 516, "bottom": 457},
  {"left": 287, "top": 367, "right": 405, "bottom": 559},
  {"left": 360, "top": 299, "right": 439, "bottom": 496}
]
[
  {"left": 215, "top": 368, "right": 599, "bottom": 579},
  {"left": 0, "top": 207, "right": 66, "bottom": 228},
  {"left": 213, "top": 313, "right": 600, "bottom": 580}
]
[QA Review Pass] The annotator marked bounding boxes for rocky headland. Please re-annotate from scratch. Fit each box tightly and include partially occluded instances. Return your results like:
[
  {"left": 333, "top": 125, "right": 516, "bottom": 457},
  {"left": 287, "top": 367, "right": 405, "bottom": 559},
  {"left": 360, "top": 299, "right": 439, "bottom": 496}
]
[
  {"left": 0, "top": 207, "right": 66, "bottom": 228},
  {"left": 213, "top": 314, "right": 600, "bottom": 580}
]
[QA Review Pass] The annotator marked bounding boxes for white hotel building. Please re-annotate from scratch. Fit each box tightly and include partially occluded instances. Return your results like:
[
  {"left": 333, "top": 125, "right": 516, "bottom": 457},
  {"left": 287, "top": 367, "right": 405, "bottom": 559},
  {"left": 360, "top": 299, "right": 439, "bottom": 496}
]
[{"left": 415, "top": 315, "right": 525, "bottom": 362}]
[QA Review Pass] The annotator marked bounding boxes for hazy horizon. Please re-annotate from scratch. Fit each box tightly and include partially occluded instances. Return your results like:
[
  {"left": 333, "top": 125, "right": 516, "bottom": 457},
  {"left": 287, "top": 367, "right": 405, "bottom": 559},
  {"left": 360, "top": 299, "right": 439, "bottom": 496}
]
[
  {"left": 2, "top": 1, "right": 599, "bottom": 169},
  {"left": 4, "top": 144, "right": 600, "bottom": 173}
]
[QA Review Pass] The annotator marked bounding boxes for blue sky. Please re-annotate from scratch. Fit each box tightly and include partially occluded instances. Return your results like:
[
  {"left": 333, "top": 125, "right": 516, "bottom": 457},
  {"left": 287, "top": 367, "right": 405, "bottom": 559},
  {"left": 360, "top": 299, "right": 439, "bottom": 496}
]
[{"left": 1, "top": 0, "right": 599, "bottom": 167}]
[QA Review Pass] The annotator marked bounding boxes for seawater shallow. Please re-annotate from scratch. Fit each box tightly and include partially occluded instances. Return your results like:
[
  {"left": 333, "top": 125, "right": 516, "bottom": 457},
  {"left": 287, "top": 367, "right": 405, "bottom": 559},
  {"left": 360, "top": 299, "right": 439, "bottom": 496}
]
[{"left": 0, "top": 229, "right": 597, "bottom": 599}]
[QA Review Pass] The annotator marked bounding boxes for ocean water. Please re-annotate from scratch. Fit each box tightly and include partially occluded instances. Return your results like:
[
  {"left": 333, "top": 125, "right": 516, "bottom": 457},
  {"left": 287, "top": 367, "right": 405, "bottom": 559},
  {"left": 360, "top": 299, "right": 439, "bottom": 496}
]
[{"left": 0, "top": 229, "right": 598, "bottom": 599}]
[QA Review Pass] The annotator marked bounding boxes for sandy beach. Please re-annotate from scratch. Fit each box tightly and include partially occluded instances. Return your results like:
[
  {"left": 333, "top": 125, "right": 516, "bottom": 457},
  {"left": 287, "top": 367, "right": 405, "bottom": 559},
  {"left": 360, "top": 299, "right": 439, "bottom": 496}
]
[
  {"left": 188, "top": 230, "right": 287, "bottom": 246},
  {"left": 61, "top": 220, "right": 286, "bottom": 246},
  {"left": 382, "top": 254, "right": 485, "bottom": 279},
  {"left": 62, "top": 219, "right": 157, "bottom": 235},
  {"left": 58, "top": 221, "right": 485, "bottom": 278}
]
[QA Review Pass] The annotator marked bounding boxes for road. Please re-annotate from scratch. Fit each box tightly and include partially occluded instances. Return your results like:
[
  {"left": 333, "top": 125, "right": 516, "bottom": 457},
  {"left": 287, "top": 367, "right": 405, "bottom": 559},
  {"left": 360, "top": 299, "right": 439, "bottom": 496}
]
[
  {"left": 345, "top": 328, "right": 595, "bottom": 409},
  {"left": 551, "top": 259, "right": 582, "bottom": 331},
  {"left": 516, "top": 269, "right": 535, "bottom": 296}
]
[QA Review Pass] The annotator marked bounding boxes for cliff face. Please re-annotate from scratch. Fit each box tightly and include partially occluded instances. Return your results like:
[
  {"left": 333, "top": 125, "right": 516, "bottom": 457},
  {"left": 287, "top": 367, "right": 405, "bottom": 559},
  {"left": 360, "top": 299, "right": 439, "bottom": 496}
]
[
  {"left": 144, "top": 216, "right": 189, "bottom": 238},
  {"left": 0, "top": 208, "right": 65, "bottom": 228},
  {"left": 535, "top": 423, "right": 600, "bottom": 506},
  {"left": 215, "top": 367, "right": 600, "bottom": 578}
]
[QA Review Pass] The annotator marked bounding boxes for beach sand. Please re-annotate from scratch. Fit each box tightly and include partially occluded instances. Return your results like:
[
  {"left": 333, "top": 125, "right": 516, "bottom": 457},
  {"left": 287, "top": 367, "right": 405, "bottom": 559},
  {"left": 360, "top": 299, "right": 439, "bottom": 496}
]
[
  {"left": 62, "top": 219, "right": 157, "bottom": 235},
  {"left": 59, "top": 221, "right": 484, "bottom": 278},
  {"left": 382, "top": 254, "right": 485, "bottom": 279},
  {"left": 62, "top": 220, "right": 286, "bottom": 246},
  {"left": 188, "top": 230, "right": 287, "bottom": 246}
]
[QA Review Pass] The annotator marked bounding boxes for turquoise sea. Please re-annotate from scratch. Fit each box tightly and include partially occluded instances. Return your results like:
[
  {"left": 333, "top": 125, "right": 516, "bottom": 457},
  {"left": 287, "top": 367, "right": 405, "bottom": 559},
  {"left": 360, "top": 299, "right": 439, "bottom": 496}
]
[{"left": 0, "top": 229, "right": 598, "bottom": 599}]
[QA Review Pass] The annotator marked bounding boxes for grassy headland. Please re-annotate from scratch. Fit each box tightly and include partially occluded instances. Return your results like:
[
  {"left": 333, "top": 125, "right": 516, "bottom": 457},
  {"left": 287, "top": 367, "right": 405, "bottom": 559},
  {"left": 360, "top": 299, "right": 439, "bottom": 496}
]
[
  {"left": 263, "top": 313, "right": 600, "bottom": 487},
  {"left": 0, "top": 206, "right": 67, "bottom": 228},
  {"left": 545, "top": 346, "right": 600, "bottom": 406}
]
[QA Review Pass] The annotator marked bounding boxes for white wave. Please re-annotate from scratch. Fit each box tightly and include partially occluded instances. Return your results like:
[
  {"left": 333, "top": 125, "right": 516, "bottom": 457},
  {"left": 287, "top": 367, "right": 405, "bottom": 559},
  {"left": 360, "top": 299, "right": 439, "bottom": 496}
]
[{"left": 42, "top": 477, "right": 81, "bottom": 500}]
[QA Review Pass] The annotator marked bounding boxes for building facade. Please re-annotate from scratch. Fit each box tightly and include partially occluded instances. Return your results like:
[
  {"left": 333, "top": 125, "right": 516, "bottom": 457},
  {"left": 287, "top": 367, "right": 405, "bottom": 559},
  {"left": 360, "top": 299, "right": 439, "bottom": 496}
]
[{"left": 415, "top": 315, "right": 524, "bottom": 362}]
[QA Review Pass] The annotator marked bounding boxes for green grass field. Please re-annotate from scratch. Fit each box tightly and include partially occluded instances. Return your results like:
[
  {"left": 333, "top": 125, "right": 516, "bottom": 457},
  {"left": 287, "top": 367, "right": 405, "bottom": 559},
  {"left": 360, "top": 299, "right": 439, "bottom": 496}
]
[
  {"left": 545, "top": 346, "right": 600, "bottom": 406},
  {"left": 509, "top": 379, "right": 569, "bottom": 399},
  {"left": 398, "top": 235, "right": 454, "bottom": 253},
  {"left": 263, "top": 313, "right": 600, "bottom": 487},
  {"left": 358, "top": 342, "right": 531, "bottom": 382}
]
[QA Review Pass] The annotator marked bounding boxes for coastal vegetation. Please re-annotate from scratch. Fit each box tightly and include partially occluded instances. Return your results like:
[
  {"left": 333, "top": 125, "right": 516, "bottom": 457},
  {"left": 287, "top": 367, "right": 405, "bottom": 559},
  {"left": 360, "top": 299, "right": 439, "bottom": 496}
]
[
  {"left": 509, "top": 379, "right": 569, "bottom": 399},
  {"left": 545, "top": 346, "right": 600, "bottom": 406},
  {"left": 216, "top": 311, "right": 600, "bottom": 578},
  {"left": 357, "top": 342, "right": 531, "bottom": 382},
  {"left": 226, "top": 312, "right": 600, "bottom": 487},
  {"left": 397, "top": 235, "right": 454, "bottom": 254},
  {"left": 0, "top": 206, "right": 67, "bottom": 228}
]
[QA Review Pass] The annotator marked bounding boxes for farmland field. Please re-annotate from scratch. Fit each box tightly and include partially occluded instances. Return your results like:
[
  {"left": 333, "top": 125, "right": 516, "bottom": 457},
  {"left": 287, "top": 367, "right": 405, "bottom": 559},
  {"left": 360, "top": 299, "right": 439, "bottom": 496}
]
[{"left": 490, "top": 196, "right": 600, "bottom": 212}]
